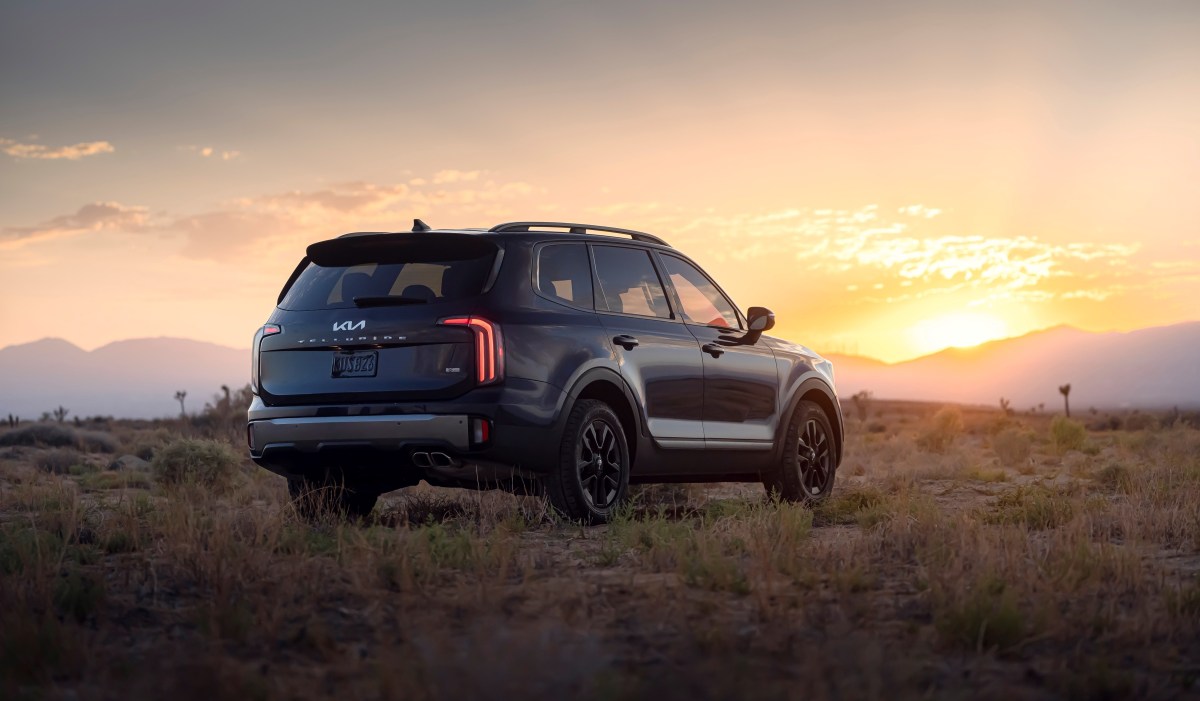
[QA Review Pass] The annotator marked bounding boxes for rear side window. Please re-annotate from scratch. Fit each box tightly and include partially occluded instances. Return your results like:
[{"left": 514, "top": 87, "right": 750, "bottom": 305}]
[
  {"left": 536, "top": 243, "right": 594, "bottom": 308},
  {"left": 280, "top": 256, "right": 494, "bottom": 310},
  {"left": 592, "top": 246, "right": 672, "bottom": 319}
]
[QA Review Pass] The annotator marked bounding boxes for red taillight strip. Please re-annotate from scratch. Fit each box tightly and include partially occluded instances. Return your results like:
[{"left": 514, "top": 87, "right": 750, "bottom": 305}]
[
  {"left": 439, "top": 316, "right": 504, "bottom": 385},
  {"left": 263, "top": 324, "right": 282, "bottom": 337}
]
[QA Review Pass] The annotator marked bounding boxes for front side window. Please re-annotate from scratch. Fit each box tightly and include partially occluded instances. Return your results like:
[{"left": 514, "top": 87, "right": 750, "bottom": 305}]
[
  {"left": 591, "top": 246, "right": 672, "bottom": 319},
  {"left": 536, "top": 243, "right": 594, "bottom": 308},
  {"left": 660, "top": 255, "right": 741, "bottom": 328}
]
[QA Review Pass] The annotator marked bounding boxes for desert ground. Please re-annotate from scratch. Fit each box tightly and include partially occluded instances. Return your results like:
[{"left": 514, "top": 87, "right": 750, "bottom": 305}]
[{"left": 1, "top": 394, "right": 1198, "bottom": 700}]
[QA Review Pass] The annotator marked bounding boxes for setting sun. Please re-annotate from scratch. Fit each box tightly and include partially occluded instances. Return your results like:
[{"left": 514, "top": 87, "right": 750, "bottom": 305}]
[{"left": 908, "top": 313, "right": 1010, "bottom": 355}]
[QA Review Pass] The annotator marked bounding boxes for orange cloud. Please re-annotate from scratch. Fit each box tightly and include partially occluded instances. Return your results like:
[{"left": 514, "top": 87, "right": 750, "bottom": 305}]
[
  {"left": 0, "top": 202, "right": 149, "bottom": 248},
  {"left": 0, "top": 137, "right": 115, "bottom": 161}
]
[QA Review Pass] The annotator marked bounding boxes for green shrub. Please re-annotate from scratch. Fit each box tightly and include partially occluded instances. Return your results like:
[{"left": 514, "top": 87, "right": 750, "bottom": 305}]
[
  {"left": 151, "top": 438, "right": 241, "bottom": 490},
  {"left": 987, "top": 486, "right": 1075, "bottom": 530},
  {"left": 0, "top": 424, "right": 78, "bottom": 448},
  {"left": 1050, "top": 416, "right": 1087, "bottom": 453},
  {"left": 917, "top": 407, "right": 964, "bottom": 453},
  {"left": 991, "top": 427, "right": 1033, "bottom": 467}
]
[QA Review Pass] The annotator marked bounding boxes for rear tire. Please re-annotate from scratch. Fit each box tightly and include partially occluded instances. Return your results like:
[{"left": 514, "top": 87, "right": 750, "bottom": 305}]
[
  {"left": 546, "top": 399, "right": 630, "bottom": 524},
  {"left": 288, "top": 475, "right": 379, "bottom": 521},
  {"left": 764, "top": 400, "right": 837, "bottom": 504}
]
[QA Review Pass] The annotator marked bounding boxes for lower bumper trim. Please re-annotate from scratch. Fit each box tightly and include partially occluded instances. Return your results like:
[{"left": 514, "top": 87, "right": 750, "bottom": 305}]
[{"left": 249, "top": 414, "right": 470, "bottom": 455}]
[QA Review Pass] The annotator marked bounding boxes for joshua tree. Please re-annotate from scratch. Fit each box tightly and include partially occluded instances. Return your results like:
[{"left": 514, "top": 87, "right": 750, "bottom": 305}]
[
  {"left": 174, "top": 390, "right": 188, "bottom": 417},
  {"left": 1058, "top": 383, "right": 1071, "bottom": 418},
  {"left": 998, "top": 397, "right": 1013, "bottom": 417},
  {"left": 850, "top": 390, "right": 872, "bottom": 422},
  {"left": 52, "top": 406, "right": 69, "bottom": 423},
  {"left": 5, "top": 414, "right": 17, "bottom": 428}
]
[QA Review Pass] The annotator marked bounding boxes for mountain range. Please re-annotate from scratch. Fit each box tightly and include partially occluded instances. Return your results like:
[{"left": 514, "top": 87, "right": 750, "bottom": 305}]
[
  {"left": 825, "top": 322, "right": 1200, "bottom": 411},
  {"left": 0, "top": 337, "right": 248, "bottom": 420},
  {"left": 1, "top": 322, "right": 1197, "bottom": 419}
]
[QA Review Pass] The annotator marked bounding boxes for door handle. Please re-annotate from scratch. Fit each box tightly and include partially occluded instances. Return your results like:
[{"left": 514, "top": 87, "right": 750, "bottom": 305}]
[
  {"left": 613, "top": 335, "right": 640, "bottom": 350},
  {"left": 702, "top": 343, "right": 725, "bottom": 358}
]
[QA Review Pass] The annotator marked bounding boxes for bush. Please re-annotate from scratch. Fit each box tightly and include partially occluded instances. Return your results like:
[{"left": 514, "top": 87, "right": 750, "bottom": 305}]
[
  {"left": 1122, "top": 412, "right": 1159, "bottom": 432},
  {"left": 1050, "top": 416, "right": 1087, "bottom": 453},
  {"left": 0, "top": 424, "right": 78, "bottom": 449},
  {"left": 77, "top": 430, "right": 119, "bottom": 454},
  {"left": 988, "top": 486, "right": 1076, "bottom": 530},
  {"left": 917, "top": 407, "right": 963, "bottom": 453},
  {"left": 1096, "top": 462, "right": 1135, "bottom": 494},
  {"left": 991, "top": 427, "right": 1033, "bottom": 467},
  {"left": 35, "top": 449, "right": 83, "bottom": 474},
  {"left": 151, "top": 438, "right": 241, "bottom": 490}
]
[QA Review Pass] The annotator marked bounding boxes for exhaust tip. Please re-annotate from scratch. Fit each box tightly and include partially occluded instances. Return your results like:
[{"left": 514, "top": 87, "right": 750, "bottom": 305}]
[
  {"left": 430, "top": 452, "right": 457, "bottom": 468},
  {"left": 411, "top": 452, "right": 432, "bottom": 469}
]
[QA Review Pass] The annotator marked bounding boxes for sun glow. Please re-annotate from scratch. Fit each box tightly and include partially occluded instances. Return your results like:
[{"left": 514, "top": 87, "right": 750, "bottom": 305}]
[{"left": 908, "top": 313, "right": 1010, "bottom": 355}]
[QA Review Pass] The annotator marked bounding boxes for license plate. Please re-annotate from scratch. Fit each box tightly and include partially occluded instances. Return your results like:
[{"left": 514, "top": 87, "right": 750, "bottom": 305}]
[{"left": 331, "top": 351, "right": 378, "bottom": 378}]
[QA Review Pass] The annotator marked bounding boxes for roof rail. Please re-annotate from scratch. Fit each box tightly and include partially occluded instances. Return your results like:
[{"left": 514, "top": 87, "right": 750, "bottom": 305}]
[{"left": 488, "top": 221, "right": 669, "bottom": 247}]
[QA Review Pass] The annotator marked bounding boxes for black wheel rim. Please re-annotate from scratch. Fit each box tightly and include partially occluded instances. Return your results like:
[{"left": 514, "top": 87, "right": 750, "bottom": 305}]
[
  {"left": 796, "top": 418, "right": 833, "bottom": 495},
  {"left": 576, "top": 419, "right": 622, "bottom": 509}
]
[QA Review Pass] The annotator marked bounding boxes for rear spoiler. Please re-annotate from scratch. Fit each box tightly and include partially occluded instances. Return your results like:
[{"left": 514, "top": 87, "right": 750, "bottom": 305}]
[{"left": 306, "top": 232, "right": 499, "bottom": 266}]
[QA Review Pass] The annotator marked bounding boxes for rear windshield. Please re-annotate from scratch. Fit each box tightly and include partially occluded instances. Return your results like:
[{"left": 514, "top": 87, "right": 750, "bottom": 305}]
[{"left": 279, "top": 256, "right": 495, "bottom": 310}]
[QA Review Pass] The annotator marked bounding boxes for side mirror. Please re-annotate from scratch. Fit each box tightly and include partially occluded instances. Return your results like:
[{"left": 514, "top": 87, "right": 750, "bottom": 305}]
[{"left": 747, "top": 306, "right": 775, "bottom": 332}]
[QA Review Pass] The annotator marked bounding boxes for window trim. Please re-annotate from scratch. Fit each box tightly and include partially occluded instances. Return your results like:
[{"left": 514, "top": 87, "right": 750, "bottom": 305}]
[
  {"left": 654, "top": 251, "right": 745, "bottom": 331},
  {"left": 531, "top": 241, "right": 596, "bottom": 311},
  {"left": 587, "top": 243, "right": 680, "bottom": 322}
]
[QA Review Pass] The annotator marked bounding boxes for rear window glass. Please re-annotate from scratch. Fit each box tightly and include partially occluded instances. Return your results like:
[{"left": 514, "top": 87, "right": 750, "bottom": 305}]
[
  {"left": 279, "top": 256, "right": 495, "bottom": 310},
  {"left": 536, "top": 243, "right": 594, "bottom": 308}
]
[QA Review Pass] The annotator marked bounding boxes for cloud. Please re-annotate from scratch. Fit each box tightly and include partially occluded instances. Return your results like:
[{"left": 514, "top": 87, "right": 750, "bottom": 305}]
[
  {"left": 3, "top": 176, "right": 549, "bottom": 260},
  {"left": 673, "top": 204, "right": 1149, "bottom": 307},
  {"left": 431, "top": 169, "right": 481, "bottom": 185},
  {"left": 0, "top": 202, "right": 150, "bottom": 248},
  {"left": 0, "top": 138, "right": 115, "bottom": 161},
  {"left": 185, "top": 145, "right": 241, "bottom": 161}
]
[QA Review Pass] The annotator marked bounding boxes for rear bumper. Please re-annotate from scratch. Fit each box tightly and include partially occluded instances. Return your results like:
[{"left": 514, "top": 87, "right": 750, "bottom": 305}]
[
  {"left": 246, "top": 378, "right": 568, "bottom": 481},
  {"left": 248, "top": 414, "right": 471, "bottom": 456}
]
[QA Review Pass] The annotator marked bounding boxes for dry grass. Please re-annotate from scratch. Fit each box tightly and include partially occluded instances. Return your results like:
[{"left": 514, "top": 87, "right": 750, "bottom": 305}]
[{"left": 1, "top": 405, "right": 1199, "bottom": 700}]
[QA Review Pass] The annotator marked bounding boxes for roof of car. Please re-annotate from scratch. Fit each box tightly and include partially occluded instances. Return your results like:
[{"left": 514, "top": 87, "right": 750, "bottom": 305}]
[{"left": 338, "top": 220, "right": 671, "bottom": 248}]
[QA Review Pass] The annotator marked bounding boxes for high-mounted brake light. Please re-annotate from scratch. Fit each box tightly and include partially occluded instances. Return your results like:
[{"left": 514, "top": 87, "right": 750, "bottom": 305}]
[
  {"left": 439, "top": 316, "right": 504, "bottom": 385},
  {"left": 262, "top": 324, "right": 282, "bottom": 337}
]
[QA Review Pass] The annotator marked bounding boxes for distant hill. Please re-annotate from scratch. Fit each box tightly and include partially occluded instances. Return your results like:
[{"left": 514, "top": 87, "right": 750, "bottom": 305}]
[
  {"left": 0, "top": 337, "right": 248, "bottom": 419},
  {"left": 825, "top": 322, "right": 1200, "bottom": 410},
  {"left": 2, "top": 322, "right": 1197, "bottom": 419}
]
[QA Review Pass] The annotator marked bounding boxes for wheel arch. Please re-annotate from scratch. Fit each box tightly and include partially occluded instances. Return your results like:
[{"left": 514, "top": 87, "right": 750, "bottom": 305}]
[
  {"left": 776, "top": 378, "right": 843, "bottom": 466},
  {"left": 563, "top": 368, "right": 643, "bottom": 465}
]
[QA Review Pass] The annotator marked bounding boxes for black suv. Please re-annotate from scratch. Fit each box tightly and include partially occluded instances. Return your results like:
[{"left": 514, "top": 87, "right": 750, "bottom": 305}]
[{"left": 248, "top": 221, "right": 843, "bottom": 522}]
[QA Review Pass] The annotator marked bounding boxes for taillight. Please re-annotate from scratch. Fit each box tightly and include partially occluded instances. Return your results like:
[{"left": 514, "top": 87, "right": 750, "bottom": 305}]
[
  {"left": 439, "top": 316, "right": 504, "bottom": 385},
  {"left": 251, "top": 324, "right": 282, "bottom": 395}
]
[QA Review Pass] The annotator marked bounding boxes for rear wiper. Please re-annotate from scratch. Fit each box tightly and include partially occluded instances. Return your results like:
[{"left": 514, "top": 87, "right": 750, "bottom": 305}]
[{"left": 352, "top": 295, "right": 429, "bottom": 307}]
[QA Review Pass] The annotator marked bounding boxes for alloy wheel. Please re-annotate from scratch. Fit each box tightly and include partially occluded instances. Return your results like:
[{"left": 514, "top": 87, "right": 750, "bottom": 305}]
[
  {"left": 796, "top": 418, "right": 833, "bottom": 495},
  {"left": 576, "top": 418, "right": 622, "bottom": 509}
]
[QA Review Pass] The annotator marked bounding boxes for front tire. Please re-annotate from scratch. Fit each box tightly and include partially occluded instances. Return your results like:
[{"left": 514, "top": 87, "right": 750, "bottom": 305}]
[
  {"left": 546, "top": 399, "right": 630, "bottom": 524},
  {"left": 288, "top": 475, "right": 379, "bottom": 521},
  {"left": 764, "top": 400, "right": 837, "bottom": 503}
]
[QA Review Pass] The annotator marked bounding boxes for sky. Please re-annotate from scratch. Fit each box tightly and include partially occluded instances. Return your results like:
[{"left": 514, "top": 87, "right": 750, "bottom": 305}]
[{"left": 2, "top": 0, "right": 1198, "bottom": 363}]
